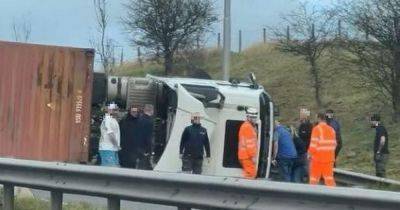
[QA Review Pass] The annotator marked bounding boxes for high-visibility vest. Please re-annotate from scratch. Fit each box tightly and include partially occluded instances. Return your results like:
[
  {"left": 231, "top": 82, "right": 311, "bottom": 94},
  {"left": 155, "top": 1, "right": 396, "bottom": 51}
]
[
  {"left": 308, "top": 122, "right": 337, "bottom": 163},
  {"left": 238, "top": 121, "right": 258, "bottom": 160}
]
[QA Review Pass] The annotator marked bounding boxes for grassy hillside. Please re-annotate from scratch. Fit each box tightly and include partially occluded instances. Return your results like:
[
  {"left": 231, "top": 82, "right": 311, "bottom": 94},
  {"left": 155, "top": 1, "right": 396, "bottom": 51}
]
[{"left": 115, "top": 43, "right": 400, "bottom": 180}]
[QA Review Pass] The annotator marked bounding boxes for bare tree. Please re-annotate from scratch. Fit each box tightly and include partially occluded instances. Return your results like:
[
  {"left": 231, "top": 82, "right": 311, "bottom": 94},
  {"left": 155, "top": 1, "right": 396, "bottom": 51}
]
[
  {"left": 91, "top": 0, "right": 116, "bottom": 75},
  {"left": 11, "top": 17, "right": 32, "bottom": 42},
  {"left": 271, "top": 2, "right": 336, "bottom": 107},
  {"left": 122, "top": 0, "right": 217, "bottom": 75},
  {"left": 340, "top": 0, "right": 400, "bottom": 122}
]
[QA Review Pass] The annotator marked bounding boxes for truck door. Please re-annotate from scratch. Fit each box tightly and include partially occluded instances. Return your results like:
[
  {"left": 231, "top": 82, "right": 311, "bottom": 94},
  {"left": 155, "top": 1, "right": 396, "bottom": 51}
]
[{"left": 153, "top": 84, "right": 216, "bottom": 174}]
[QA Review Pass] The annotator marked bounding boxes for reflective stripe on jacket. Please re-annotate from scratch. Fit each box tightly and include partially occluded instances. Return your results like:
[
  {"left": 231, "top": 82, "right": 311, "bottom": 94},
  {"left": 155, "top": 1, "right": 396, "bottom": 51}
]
[
  {"left": 308, "top": 122, "right": 337, "bottom": 163},
  {"left": 238, "top": 121, "right": 258, "bottom": 160}
]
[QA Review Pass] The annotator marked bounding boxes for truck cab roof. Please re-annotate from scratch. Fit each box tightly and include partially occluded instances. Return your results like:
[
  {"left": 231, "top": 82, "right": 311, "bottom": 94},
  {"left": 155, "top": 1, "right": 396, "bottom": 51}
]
[{"left": 146, "top": 74, "right": 270, "bottom": 108}]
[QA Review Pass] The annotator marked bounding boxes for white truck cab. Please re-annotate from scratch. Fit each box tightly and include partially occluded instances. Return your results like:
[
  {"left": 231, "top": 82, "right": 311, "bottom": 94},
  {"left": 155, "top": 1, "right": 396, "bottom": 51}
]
[{"left": 107, "top": 75, "right": 275, "bottom": 179}]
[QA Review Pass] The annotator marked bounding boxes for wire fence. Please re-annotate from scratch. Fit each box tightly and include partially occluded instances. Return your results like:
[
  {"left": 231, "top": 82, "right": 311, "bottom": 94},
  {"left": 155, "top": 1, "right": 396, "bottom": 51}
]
[
  {"left": 206, "top": 21, "right": 372, "bottom": 53},
  {"left": 116, "top": 19, "right": 374, "bottom": 67}
]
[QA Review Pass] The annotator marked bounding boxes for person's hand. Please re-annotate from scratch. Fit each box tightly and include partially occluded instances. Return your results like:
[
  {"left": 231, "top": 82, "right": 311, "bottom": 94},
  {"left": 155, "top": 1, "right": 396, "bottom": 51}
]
[
  {"left": 206, "top": 157, "right": 211, "bottom": 164},
  {"left": 271, "top": 159, "right": 277, "bottom": 166},
  {"left": 179, "top": 154, "right": 183, "bottom": 159},
  {"left": 375, "top": 152, "right": 382, "bottom": 160}
]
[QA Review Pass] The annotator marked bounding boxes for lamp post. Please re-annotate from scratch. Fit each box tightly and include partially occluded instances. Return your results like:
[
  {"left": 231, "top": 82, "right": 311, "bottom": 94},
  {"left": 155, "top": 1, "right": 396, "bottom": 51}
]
[{"left": 222, "top": 0, "right": 231, "bottom": 81}]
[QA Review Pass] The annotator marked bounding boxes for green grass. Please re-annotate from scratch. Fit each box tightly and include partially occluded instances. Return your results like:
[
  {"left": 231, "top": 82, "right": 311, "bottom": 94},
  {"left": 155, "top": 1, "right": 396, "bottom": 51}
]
[
  {"left": 114, "top": 43, "right": 400, "bottom": 180},
  {"left": 113, "top": 61, "right": 164, "bottom": 77}
]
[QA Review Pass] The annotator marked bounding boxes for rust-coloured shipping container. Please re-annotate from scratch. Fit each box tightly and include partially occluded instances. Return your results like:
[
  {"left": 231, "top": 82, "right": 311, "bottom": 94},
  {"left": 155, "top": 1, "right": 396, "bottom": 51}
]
[{"left": 0, "top": 41, "right": 94, "bottom": 163}]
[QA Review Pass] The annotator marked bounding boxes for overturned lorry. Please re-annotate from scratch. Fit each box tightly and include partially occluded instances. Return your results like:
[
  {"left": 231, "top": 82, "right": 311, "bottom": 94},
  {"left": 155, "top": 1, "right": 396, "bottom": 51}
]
[
  {"left": 106, "top": 75, "right": 275, "bottom": 178},
  {"left": 0, "top": 41, "right": 275, "bottom": 179}
]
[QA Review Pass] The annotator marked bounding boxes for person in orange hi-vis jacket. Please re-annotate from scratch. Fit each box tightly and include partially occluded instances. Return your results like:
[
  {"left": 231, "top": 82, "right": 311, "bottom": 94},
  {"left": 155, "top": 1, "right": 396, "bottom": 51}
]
[
  {"left": 308, "top": 112, "right": 337, "bottom": 187},
  {"left": 238, "top": 107, "right": 259, "bottom": 179}
]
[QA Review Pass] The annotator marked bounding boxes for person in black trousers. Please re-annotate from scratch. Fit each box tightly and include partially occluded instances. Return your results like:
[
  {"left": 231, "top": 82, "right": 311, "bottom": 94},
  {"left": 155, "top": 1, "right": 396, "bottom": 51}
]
[
  {"left": 290, "top": 126, "right": 308, "bottom": 183},
  {"left": 326, "top": 109, "right": 343, "bottom": 161},
  {"left": 119, "top": 105, "right": 152, "bottom": 169},
  {"left": 139, "top": 104, "right": 155, "bottom": 170},
  {"left": 370, "top": 114, "right": 389, "bottom": 178},
  {"left": 297, "top": 108, "right": 312, "bottom": 181},
  {"left": 179, "top": 113, "right": 211, "bottom": 174},
  {"left": 298, "top": 108, "right": 313, "bottom": 150}
]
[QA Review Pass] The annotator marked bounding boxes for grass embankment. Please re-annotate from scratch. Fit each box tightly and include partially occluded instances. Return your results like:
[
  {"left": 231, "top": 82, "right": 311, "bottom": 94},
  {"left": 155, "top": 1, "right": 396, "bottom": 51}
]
[{"left": 115, "top": 43, "right": 400, "bottom": 180}]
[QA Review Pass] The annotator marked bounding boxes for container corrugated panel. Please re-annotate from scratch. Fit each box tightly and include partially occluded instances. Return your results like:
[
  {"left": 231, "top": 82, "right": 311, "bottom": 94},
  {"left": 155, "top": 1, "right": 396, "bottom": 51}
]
[{"left": 0, "top": 41, "right": 94, "bottom": 163}]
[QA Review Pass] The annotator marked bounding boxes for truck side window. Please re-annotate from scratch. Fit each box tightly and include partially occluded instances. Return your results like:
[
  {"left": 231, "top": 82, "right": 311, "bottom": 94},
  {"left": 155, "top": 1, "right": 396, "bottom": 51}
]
[{"left": 223, "top": 120, "right": 243, "bottom": 168}]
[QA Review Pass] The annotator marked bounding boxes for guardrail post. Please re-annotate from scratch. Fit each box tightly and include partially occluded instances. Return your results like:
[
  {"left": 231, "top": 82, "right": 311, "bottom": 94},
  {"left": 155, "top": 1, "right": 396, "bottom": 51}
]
[
  {"left": 51, "top": 191, "right": 63, "bottom": 210},
  {"left": 108, "top": 197, "right": 120, "bottom": 210},
  {"left": 3, "top": 184, "right": 14, "bottom": 210}
]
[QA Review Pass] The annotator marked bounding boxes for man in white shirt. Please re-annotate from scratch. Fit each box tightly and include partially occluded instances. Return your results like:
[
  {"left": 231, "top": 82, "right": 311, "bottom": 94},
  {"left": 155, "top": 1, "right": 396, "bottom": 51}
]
[{"left": 99, "top": 103, "right": 121, "bottom": 166}]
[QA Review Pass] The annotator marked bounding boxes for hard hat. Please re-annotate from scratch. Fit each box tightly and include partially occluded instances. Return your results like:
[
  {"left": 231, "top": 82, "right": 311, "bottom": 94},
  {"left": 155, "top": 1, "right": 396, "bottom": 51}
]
[
  {"left": 246, "top": 107, "right": 258, "bottom": 117},
  {"left": 107, "top": 102, "right": 118, "bottom": 110}
]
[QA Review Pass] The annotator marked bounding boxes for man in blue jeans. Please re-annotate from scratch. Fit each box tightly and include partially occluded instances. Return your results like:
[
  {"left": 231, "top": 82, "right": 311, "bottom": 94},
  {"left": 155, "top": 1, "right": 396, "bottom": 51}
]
[{"left": 272, "top": 120, "right": 298, "bottom": 182}]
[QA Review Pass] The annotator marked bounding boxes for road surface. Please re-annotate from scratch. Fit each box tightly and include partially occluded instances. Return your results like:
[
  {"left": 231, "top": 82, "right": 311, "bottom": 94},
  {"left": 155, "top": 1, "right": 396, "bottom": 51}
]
[{"left": 31, "top": 189, "right": 175, "bottom": 210}]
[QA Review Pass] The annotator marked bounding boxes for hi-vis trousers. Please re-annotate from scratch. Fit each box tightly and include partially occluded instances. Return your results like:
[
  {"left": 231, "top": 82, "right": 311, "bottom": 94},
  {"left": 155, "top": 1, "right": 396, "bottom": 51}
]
[
  {"left": 239, "top": 159, "right": 257, "bottom": 179},
  {"left": 309, "top": 161, "right": 336, "bottom": 187}
]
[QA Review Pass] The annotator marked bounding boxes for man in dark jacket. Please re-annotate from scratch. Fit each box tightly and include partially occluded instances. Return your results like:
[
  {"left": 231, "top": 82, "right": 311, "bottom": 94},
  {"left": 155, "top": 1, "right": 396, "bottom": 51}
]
[
  {"left": 119, "top": 106, "right": 141, "bottom": 168},
  {"left": 326, "top": 109, "right": 342, "bottom": 161},
  {"left": 179, "top": 112, "right": 211, "bottom": 174},
  {"left": 370, "top": 114, "right": 389, "bottom": 177},
  {"left": 298, "top": 108, "right": 313, "bottom": 150},
  {"left": 119, "top": 105, "right": 152, "bottom": 169},
  {"left": 138, "top": 104, "right": 155, "bottom": 170}
]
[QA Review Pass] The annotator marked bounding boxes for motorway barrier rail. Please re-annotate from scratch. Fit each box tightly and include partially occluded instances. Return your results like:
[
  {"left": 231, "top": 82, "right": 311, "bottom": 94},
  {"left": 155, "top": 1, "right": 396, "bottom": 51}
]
[
  {"left": 334, "top": 168, "right": 400, "bottom": 188},
  {"left": 0, "top": 158, "right": 400, "bottom": 210}
]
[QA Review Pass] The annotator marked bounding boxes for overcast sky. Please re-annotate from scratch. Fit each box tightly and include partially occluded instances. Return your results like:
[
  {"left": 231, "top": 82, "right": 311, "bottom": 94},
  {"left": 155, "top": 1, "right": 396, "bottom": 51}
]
[{"left": 0, "top": 0, "right": 333, "bottom": 66}]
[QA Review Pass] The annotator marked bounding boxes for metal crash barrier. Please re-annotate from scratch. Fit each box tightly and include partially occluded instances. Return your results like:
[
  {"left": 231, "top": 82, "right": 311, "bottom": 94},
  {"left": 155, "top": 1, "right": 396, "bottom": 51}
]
[
  {"left": 0, "top": 158, "right": 400, "bottom": 210},
  {"left": 334, "top": 168, "right": 400, "bottom": 188}
]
